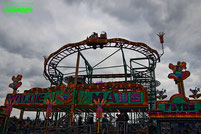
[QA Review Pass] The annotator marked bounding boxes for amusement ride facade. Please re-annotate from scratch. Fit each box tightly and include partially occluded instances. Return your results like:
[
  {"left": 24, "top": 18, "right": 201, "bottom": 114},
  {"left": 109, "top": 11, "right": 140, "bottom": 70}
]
[{"left": 1, "top": 32, "right": 201, "bottom": 134}]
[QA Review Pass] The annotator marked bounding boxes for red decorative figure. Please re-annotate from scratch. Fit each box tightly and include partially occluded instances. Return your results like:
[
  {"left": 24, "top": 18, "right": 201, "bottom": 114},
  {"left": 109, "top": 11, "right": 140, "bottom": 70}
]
[
  {"left": 46, "top": 104, "right": 53, "bottom": 117},
  {"left": 5, "top": 100, "right": 15, "bottom": 116},
  {"left": 93, "top": 99, "right": 107, "bottom": 134},
  {"left": 168, "top": 61, "right": 190, "bottom": 96},
  {"left": 157, "top": 32, "right": 165, "bottom": 44},
  {"left": 93, "top": 99, "right": 107, "bottom": 118},
  {"left": 96, "top": 104, "right": 103, "bottom": 119},
  {"left": 44, "top": 94, "right": 56, "bottom": 117},
  {"left": 9, "top": 75, "right": 22, "bottom": 94}
]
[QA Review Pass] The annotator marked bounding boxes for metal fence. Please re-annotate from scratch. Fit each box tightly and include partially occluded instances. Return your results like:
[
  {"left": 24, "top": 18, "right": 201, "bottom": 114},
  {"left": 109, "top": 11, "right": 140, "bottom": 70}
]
[{"left": 1, "top": 120, "right": 147, "bottom": 134}]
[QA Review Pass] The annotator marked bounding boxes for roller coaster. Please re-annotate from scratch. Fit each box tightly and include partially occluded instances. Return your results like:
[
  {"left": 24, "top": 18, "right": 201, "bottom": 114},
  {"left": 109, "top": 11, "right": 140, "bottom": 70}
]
[
  {"left": 1, "top": 32, "right": 163, "bottom": 133},
  {"left": 44, "top": 32, "right": 160, "bottom": 109},
  {"left": 2, "top": 32, "right": 201, "bottom": 134}
]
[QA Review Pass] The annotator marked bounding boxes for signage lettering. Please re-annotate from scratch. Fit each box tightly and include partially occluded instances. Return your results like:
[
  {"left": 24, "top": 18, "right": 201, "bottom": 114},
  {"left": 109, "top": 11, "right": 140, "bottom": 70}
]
[
  {"left": 165, "top": 103, "right": 195, "bottom": 111},
  {"left": 36, "top": 94, "right": 45, "bottom": 103},
  {"left": 10, "top": 95, "right": 18, "bottom": 102},
  {"left": 119, "top": 93, "right": 128, "bottom": 102},
  {"left": 7, "top": 89, "right": 146, "bottom": 107},
  {"left": 131, "top": 93, "right": 141, "bottom": 102},
  {"left": 157, "top": 95, "right": 201, "bottom": 113},
  {"left": 92, "top": 92, "right": 142, "bottom": 104},
  {"left": 92, "top": 93, "right": 103, "bottom": 102},
  {"left": 9, "top": 94, "right": 45, "bottom": 104},
  {"left": 28, "top": 94, "right": 35, "bottom": 103},
  {"left": 106, "top": 93, "right": 116, "bottom": 103},
  {"left": 21, "top": 95, "right": 27, "bottom": 103}
]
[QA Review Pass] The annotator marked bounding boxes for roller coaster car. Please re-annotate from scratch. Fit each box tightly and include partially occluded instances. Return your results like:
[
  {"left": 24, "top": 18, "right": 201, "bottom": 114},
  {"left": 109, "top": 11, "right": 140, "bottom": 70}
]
[{"left": 86, "top": 32, "right": 108, "bottom": 49}]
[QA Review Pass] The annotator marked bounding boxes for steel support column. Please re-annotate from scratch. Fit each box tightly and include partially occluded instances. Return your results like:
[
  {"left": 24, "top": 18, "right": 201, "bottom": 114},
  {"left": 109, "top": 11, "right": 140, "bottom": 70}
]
[{"left": 70, "top": 51, "right": 80, "bottom": 125}]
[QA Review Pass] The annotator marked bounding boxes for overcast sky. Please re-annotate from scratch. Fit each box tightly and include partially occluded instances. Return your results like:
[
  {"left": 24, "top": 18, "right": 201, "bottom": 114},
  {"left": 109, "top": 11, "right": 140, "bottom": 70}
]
[{"left": 1, "top": 0, "right": 201, "bottom": 118}]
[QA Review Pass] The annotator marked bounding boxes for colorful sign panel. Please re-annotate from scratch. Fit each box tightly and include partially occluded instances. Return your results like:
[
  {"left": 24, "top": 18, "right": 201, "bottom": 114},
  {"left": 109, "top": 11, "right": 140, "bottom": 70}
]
[
  {"left": 6, "top": 86, "right": 148, "bottom": 109},
  {"left": 77, "top": 90, "right": 145, "bottom": 105},
  {"left": 156, "top": 94, "right": 201, "bottom": 112},
  {"left": 0, "top": 107, "right": 6, "bottom": 116}
]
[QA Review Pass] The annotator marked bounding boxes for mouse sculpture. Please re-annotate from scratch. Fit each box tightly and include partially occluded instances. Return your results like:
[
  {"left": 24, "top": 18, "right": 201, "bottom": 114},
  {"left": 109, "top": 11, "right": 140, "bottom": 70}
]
[
  {"left": 168, "top": 61, "right": 190, "bottom": 96},
  {"left": 189, "top": 87, "right": 201, "bottom": 99},
  {"left": 9, "top": 75, "right": 22, "bottom": 94},
  {"left": 156, "top": 88, "right": 167, "bottom": 100}
]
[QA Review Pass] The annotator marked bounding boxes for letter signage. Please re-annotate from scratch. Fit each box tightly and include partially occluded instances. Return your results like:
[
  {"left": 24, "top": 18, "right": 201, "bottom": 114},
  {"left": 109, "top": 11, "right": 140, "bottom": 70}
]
[
  {"left": 6, "top": 88, "right": 148, "bottom": 109},
  {"left": 157, "top": 94, "right": 201, "bottom": 112}
]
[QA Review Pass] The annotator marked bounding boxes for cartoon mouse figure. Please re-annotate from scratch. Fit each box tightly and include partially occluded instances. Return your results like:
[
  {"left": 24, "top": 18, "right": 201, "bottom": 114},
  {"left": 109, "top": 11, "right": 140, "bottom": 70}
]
[
  {"left": 189, "top": 87, "right": 201, "bottom": 99},
  {"left": 168, "top": 61, "right": 190, "bottom": 96},
  {"left": 56, "top": 84, "right": 73, "bottom": 104},
  {"left": 9, "top": 75, "right": 22, "bottom": 94},
  {"left": 168, "top": 61, "right": 190, "bottom": 84},
  {"left": 156, "top": 89, "right": 167, "bottom": 100}
]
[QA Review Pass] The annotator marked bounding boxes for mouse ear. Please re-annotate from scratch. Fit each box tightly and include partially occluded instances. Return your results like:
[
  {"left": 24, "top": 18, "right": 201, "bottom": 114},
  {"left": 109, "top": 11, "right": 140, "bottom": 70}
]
[
  {"left": 181, "top": 62, "right": 186, "bottom": 69},
  {"left": 169, "top": 63, "right": 174, "bottom": 69},
  {"left": 17, "top": 75, "right": 22, "bottom": 80},
  {"left": 12, "top": 76, "right": 15, "bottom": 81}
]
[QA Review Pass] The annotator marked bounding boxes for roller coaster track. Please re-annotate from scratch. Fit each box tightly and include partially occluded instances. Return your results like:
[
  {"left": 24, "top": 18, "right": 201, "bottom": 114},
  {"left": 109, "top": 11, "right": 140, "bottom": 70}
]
[{"left": 44, "top": 38, "right": 160, "bottom": 85}]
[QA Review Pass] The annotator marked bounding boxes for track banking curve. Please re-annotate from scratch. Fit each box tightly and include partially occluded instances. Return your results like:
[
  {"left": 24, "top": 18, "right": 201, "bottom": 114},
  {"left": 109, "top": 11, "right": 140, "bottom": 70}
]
[{"left": 44, "top": 37, "right": 160, "bottom": 85}]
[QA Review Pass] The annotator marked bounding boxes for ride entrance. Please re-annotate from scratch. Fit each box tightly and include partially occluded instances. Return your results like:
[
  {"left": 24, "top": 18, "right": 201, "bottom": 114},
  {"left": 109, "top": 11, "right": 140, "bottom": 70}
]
[{"left": 0, "top": 32, "right": 162, "bottom": 133}]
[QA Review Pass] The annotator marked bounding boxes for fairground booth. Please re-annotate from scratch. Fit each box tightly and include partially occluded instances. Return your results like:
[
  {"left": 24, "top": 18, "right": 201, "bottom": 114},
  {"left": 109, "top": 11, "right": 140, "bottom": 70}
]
[
  {"left": 149, "top": 62, "right": 201, "bottom": 133},
  {"left": 0, "top": 32, "right": 200, "bottom": 134}
]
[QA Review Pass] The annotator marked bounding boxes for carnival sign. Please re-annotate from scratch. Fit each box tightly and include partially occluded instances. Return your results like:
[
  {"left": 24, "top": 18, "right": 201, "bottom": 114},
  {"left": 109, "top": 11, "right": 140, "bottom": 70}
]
[
  {"left": 156, "top": 94, "right": 201, "bottom": 112},
  {"left": 5, "top": 85, "right": 148, "bottom": 109}
]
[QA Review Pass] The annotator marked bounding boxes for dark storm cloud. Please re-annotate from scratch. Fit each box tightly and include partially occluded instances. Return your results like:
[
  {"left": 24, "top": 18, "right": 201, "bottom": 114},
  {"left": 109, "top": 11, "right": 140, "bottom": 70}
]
[
  {"left": 66, "top": 0, "right": 201, "bottom": 55},
  {"left": 0, "top": 33, "right": 41, "bottom": 59},
  {"left": 83, "top": 1, "right": 193, "bottom": 40},
  {"left": 29, "top": 77, "right": 50, "bottom": 88},
  {"left": 0, "top": 0, "right": 56, "bottom": 59},
  {"left": 85, "top": 0, "right": 201, "bottom": 70}
]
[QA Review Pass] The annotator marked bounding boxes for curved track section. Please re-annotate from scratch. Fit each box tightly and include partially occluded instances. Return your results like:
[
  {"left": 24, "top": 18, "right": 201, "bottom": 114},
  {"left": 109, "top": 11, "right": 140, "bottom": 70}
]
[{"left": 44, "top": 38, "right": 160, "bottom": 85}]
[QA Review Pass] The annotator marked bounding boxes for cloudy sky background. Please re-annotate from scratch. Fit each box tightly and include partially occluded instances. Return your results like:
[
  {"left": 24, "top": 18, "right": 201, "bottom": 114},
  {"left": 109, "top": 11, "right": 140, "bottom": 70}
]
[{"left": 1, "top": 0, "right": 201, "bottom": 118}]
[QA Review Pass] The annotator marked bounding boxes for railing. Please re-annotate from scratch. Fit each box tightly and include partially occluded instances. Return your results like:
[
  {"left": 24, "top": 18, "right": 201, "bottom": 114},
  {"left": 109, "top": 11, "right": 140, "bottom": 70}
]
[{"left": 1, "top": 121, "right": 147, "bottom": 134}]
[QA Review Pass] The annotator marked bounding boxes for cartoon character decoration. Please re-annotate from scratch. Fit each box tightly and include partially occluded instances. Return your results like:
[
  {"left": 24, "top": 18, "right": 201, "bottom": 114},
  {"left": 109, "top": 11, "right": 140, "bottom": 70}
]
[
  {"left": 93, "top": 98, "right": 107, "bottom": 118},
  {"left": 44, "top": 94, "right": 56, "bottom": 117},
  {"left": 56, "top": 84, "right": 73, "bottom": 104},
  {"left": 168, "top": 61, "right": 190, "bottom": 96},
  {"left": 189, "top": 87, "right": 201, "bottom": 99},
  {"left": 5, "top": 100, "right": 15, "bottom": 116},
  {"left": 156, "top": 88, "right": 167, "bottom": 100},
  {"left": 9, "top": 75, "right": 22, "bottom": 94},
  {"left": 157, "top": 32, "right": 165, "bottom": 44}
]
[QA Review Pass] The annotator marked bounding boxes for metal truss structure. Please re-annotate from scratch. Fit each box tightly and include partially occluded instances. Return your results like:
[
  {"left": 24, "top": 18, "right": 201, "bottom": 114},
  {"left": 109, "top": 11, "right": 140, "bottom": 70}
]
[{"left": 42, "top": 32, "right": 161, "bottom": 131}]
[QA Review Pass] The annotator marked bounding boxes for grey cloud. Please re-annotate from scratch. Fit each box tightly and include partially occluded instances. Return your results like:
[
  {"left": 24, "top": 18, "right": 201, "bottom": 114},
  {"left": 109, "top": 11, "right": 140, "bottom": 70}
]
[
  {"left": 0, "top": 0, "right": 56, "bottom": 59},
  {"left": 1, "top": 0, "right": 201, "bottom": 107}
]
